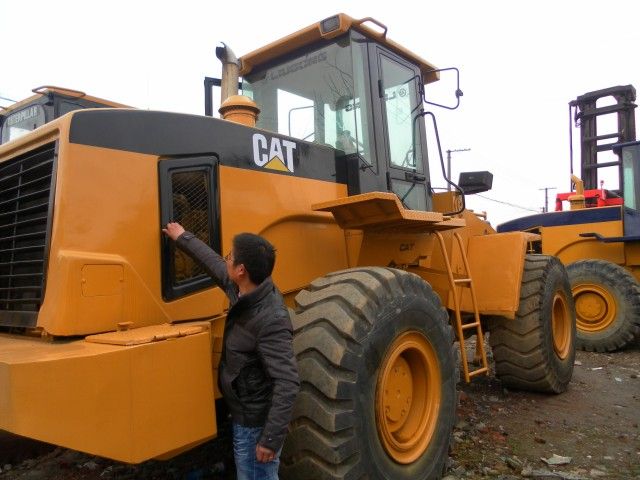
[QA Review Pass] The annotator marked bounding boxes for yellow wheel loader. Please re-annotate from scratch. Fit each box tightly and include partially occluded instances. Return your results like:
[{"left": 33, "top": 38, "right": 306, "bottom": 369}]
[
  {"left": 499, "top": 85, "right": 640, "bottom": 352},
  {"left": 0, "top": 14, "right": 575, "bottom": 479},
  {"left": 0, "top": 86, "right": 129, "bottom": 145}
]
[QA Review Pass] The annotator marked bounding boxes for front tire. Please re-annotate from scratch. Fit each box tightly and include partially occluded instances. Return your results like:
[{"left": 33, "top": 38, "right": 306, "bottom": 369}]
[
  {"left": 280, "top": 267, "right": 457, "bottom": 480},
  {"left": 567, "top": 260, "right": 640, "bottom": 352},
  {"left": 489, "top": 255, "right": 576, "bottom": 393}
]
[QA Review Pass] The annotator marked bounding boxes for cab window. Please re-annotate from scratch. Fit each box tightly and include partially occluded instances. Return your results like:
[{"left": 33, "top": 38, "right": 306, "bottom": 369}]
[
  {"left": 1, "top": 105, "right": 46, "bottom": 144},
  {"left": 380, "top": 54, "right": 422, "bottom": 170},
  {"left": 243, "top": 32, "right": 374, "bottom": 165},
  {"left": 622, "top": 144, "right": 640, "bottom": 210}
]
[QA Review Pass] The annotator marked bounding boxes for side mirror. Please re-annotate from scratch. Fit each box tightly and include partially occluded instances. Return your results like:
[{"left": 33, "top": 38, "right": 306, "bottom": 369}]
[
  {"left": 423, "top": 67, "right": 463, "bottom": 110},
  {"left": 458, "top": 171, "right": 493, "bottom": 194}
]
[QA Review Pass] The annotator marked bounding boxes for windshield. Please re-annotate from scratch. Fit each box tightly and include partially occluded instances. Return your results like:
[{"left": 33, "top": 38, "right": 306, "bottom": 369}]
[
  {"left": 1, "top": 105, "right": 46, "bottom": 144},
  {"left": 242, "top": 32, "right": 373, "bottom": 164}
]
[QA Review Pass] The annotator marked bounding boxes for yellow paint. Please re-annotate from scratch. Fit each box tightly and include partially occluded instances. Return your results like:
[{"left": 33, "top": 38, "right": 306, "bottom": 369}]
[
  {"left": 551, "top": 292, "right": 572, "bottom": 359},
  {"left": 0, "top": 325, "right": 215, "bottom": 463},
  {"left": 81, "top": 264, "right": 124, "bottom": 297},
  {"left": 218, "top": 95, "right": 260, "bottom": 127},
  {"left": 432, "top": 191, "right": 461, "bottom": 214},
  {"left": 36, "top": 133, "right": 228, "bottom": 336},
  {"left": 0, "top": 108, "right": 537, "bottom": 464},
  {"left": 539, "top": 220, "right": 625, "bottom": 266},
  {"left": 624, "top": 243, "right": 640, "bottom": 275},
  {"left": 375, "top": 331, "right": 440, "bottom": 464},
  {"left": 218, "top": 165, "right": 349, "bottom": 295},
  {"left": 432, "top": 231, "right": 489, "bottom": 383},
  {"left": 312, "top": 191, "right": 464, "bottom": 232},
  {"left": 462, "top": 232, "right": 528, "bottom": 318},
  {"left": 264, "top": 157, "right": 290, "bottom": 172},
  {"left": 317, "top": 195, "right": 524, "bottom": 318},
  {"left": 85, "top": 322, "right": 210, "bottom": 346},
  {"left": 572, "top": 283, "right": 617, "bottom": 333},
  {"left": 568, "top": 175, "right": 586, "bottom": 210},
  {"left": 240, "top": 13, "right": 440, "bottom": 84}
]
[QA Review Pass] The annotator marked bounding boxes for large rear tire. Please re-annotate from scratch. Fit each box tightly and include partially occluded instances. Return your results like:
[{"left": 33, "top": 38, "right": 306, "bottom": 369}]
[
  {"left": 489, "top": 255, "right": 576, "bottom": 393},
  {"left": 280, "top": 267, "right": 457, "bottom": 480},
  {"left": 566, "top": 260, "right": 640, "bottom": 352}
]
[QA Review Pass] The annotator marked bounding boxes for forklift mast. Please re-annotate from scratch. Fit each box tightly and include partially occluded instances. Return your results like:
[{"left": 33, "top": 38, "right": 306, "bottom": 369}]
[{"left": 571, "top": 85, "right": 636, "bottom": 192}]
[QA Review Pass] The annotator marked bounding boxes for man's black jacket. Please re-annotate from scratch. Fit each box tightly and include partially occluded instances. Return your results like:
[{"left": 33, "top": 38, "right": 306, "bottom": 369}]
[{"left": 176, "top": 232, "right": 299, "bottom": 452}]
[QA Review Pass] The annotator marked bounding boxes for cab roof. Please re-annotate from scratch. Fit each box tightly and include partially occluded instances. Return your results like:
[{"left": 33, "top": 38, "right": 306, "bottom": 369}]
[
  {"left": 0, "top": 86, "right": 130, "bottom": 113},
  {"left": 239, "top": 13, "right": 440, "bottom": 84}
]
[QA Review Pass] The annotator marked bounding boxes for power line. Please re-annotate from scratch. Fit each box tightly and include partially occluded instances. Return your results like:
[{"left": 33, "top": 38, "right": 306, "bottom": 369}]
[
  {"left": 475, "top": 193, "right": 539, "bottom": 212},
  {"left": 446, "top": 148, "right": 471, "bottom": 192}
]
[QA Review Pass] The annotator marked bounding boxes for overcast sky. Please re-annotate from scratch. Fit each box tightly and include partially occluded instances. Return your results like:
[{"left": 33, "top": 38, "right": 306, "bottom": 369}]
[{"left": 3, "top": 0, "right": 639, "bottom": 225}]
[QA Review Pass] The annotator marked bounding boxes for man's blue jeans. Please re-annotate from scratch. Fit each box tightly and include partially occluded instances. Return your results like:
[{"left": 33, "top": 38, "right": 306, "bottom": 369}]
[{"left": 233, "top": 423, "right": 280, "bottom": 480}]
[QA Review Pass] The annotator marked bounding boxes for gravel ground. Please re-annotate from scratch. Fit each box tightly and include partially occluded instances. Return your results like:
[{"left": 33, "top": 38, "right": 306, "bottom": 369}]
[
  {"left": 1, "top": 340, "right": 638, "bottom": 480},
  {"left": 448, "top": 339, "right": 640, "bottom": 479}
]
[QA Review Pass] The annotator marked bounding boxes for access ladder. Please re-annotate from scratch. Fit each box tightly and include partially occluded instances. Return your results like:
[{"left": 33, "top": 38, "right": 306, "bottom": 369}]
[{"left": 434, "top": 231, "right": 489, "bottom": 383}]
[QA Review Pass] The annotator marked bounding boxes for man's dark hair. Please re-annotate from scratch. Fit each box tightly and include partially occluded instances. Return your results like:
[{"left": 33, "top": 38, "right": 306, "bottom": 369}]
[{"left": 233, "top": 233, "right": 276, "bottom": 285}]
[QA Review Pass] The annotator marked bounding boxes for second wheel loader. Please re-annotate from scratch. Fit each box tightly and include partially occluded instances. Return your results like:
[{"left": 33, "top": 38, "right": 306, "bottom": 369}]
[{"left": 499, "top": 85, "right": 640, "bottom": 352}]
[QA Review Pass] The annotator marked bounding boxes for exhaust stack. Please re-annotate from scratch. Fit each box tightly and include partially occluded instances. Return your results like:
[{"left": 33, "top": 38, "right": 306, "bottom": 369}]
[
  {"left": 215, "top": 43, "right": 260, "bottom": 127},
  {"left": 215, "top": 43, "right": 240, "bottom": 104}
]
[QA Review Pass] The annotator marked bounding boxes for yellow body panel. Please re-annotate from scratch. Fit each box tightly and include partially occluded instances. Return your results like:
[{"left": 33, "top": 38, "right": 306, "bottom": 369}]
[
  {"left": 431, "top": 191, "right": 462, "bottom": 214},
  {"left": 38, "top": 137, "right": 227, "bottom": 336},
  {"left": 534, "top": 211, "right": 640, "bottom": 285},
  {"left": 539, "top": 220, "right": 625, "bottom": 266},
  {"left": 312, "top": 192, "right": 465, "bottom": 232},
  {"left": 463, "top": 233, "right": 527, "bottom": 318},
  {"left": 339, "top": 205, "right": 524, "bottom": 318},
  {"left": 0, "top": 324, "right": 215, "bottom": 463},
  {"left": 218, "top": 165, "right": 349, "bottom": 295},
  {"left": 624, "top": 243, "right": 640, "bottom": 274},
  {"left": 417, "top": 210, "right": 525, "bottom": 318}
]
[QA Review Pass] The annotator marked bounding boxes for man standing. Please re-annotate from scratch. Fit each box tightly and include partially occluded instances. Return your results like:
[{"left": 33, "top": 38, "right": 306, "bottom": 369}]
[{"left": 163, "top": 223, "right": 299, "bottom": 480}]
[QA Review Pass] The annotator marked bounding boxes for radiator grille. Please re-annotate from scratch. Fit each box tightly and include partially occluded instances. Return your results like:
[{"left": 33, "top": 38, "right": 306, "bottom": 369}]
[{"left": 0, "top": 142, "right": 55, "bottom": 327}]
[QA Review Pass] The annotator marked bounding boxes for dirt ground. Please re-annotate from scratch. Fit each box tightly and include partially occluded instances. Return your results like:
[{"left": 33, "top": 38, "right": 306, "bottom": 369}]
[
  {"left": 0, "top": 340, "right": 638, "bottom": 480},
  {"left": 450, "top": 339, "right": 640, "bottom": 480}
]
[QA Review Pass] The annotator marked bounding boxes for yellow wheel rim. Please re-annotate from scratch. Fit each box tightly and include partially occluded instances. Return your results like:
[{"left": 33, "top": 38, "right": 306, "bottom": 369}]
[
  {"left": 375, "top": 331, "right": 441, "bottom": 464},
  {"left": 572, "top": 283, "right": 617, "bottom": 333},
  {"left": 551, "top": 292, "right": 572, "bottom": 359}
]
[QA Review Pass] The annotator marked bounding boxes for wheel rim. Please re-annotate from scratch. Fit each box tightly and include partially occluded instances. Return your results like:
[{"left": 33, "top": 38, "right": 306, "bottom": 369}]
[
  {"left": 375, "top": 331, "right": 441, "bottom": 464},
  {"left": 572, "top": 283, "right": 617, "bottom": 333},
  {"left": 551, "top": 292, "right": 572, "bottom": 359}
]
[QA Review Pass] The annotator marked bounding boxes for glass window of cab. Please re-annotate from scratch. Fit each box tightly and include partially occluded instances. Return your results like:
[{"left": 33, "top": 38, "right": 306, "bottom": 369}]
[
  {"left": 622, "top": 144, "right": 640, "bottom": 210},
  {"left": 242, "top": 32, "right": 374, "bottom": 165},
  {"left": 1, "top": 105, "right": 46, "bottom": 144}
]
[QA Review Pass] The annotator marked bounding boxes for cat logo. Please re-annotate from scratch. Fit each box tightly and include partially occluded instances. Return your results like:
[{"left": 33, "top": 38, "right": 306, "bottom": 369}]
[{"left": 252, "top": 133, "right": 297, "bottom": 173}]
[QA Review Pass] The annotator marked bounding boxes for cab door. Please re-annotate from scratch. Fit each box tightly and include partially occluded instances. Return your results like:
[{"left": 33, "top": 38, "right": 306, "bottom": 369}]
[{"left": 373, "top": 48, "right": 431, "bottom": 211}]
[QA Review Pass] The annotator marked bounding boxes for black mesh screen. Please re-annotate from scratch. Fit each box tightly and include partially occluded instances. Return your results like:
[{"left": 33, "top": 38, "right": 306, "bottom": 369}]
[
  {"left": 0, "top": 142, "right": 55, "bottom": 326},
  {"left": 171, "top": 170, "right": 211, "bottom": 283},
  {"left": 159, "top": 156, "right": 217, "bottom": 301}
]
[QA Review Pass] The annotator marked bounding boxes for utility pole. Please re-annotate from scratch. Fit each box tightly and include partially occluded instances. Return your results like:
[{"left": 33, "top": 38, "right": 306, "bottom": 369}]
[
  {"left": 446, "top": 148, "right": 471, "bottom": 191},
  {"left": 539, "top": 187, "right": 557, "bottom": 213}
]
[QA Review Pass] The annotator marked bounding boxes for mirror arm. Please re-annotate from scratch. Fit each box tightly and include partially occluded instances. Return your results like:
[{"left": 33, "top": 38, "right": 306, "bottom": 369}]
[
  {"left": 413, "top": 111, "right": 466, "bottom": 215},
  {"left": 422, "top": 67, "right": 463, "bottom": 111}
]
